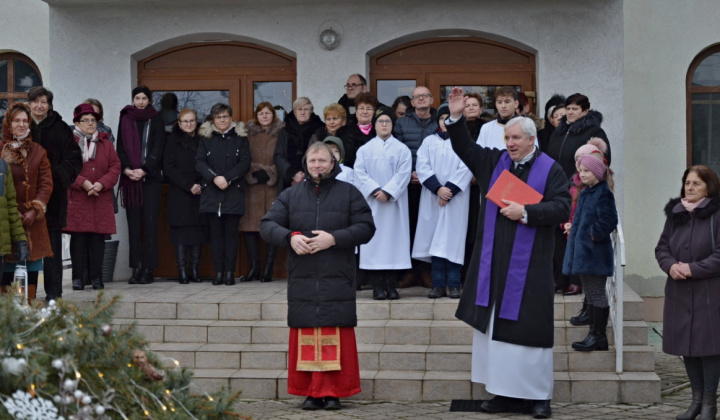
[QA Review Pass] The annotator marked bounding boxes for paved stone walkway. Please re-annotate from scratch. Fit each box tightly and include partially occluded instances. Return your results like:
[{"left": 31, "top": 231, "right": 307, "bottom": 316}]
[{"left": 232, "top": 323, "right": 691, "bottom": 419}]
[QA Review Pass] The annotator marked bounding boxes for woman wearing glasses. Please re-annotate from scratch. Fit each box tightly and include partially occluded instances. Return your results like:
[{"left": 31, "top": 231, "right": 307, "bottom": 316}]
[
  {"left": 0, "top": 102, "right": 52, "bottom": 303},
  {"left": 274, "top": 97, "right": 324, "bottom": 191},
  {"left": 341, "top": 93, "right": 379, "bottom": 169},
  {"left": 65, "top": 104, "right": 121, "bottom": 291},
  {"left": 196, "top": 103, "right": 251, "bottom": 286},
  {"left": 164, "top": 108, "right": 206, "bottom": 284},
  {"left": 116, "top": 86, "right": 166, "bottom": 285}
]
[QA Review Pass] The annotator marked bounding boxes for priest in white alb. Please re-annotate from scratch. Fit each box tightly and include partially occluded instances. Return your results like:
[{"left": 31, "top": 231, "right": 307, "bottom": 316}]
[{"left": 444, "top": 87, "right": 571, "bottom": 419}]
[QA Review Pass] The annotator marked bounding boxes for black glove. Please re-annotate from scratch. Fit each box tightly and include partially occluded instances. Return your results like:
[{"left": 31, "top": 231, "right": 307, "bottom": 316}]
[
  {"left": 253, "top": 169, "right": 270, "bottom": 184},
  {"left": 13, "top": 240, "right": 30, "bottom": 262}
]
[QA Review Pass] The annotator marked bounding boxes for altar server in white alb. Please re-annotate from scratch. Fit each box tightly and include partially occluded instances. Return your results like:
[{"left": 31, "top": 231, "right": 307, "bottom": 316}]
[
  {"left": 354, "top": 107, "right": 412, "bottom": 301},
  {"left": 412, "top": 103, "right": 472, "bottom": 300}
]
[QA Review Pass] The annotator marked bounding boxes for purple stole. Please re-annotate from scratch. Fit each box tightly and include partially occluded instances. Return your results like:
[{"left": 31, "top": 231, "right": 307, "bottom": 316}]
[{"left": 475, "top": 151, "right": 554, "bottom": 321}]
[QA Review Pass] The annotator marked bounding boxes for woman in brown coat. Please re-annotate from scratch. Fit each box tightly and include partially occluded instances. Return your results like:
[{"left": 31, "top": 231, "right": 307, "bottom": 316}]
[
  {"left": 656, "top": 165, "right": 720, "bottom": 420},
  {"left": 240, "top": 102, "right": 283, "bottom": 282},
  {"left": 0, "top": 103, "right": 54, "bottom": 302}
]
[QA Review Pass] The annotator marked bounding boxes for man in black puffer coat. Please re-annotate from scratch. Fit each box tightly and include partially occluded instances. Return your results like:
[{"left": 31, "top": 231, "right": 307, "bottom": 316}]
[{"left": 260, "top": 142, "right": 375, "bottom": 411}]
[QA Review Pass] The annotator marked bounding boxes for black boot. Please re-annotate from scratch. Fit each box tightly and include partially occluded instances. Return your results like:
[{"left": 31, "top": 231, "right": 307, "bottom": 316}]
[
  {"left": 572, "top": 306, "right": 609, "bottom": 351},
  {"left": 224, "top": 271, "right": 236, "bottom": 286},
  {"left": 128, "top": 264, "right": 143, "bottom": 284},
  {"left": 677, "top": 388, "right": 703, "bottom": 420},
  {"left": 240, "top": 234, "right": 260, "bottom": 282},
  {"left": 573, "top": 304, "right": 595, "bottom": 347},
  {"left": 261, "top": 245, "right": 277, "bottom": 283},
  {"left": 91, "top": 278, "right": 104, "bottom": 290},
  {"left": 212, "top": 272, "right": 224, "bottom": 286},
  {"left": 372, "top": 272, "right": 387, "bottom": 300},
  {"left": 139, "top": 269, "right": 154, "bottom": 284},
  {"left": 72, "top": 278, "right": 84, "bottom": 291},
  {"left": 699, "top": 391, "right": 717, "bottom": 420},
  {"left": 188, "top": 245, "right": 202, "bottom": 283},
  {"left": 386, "top": 272, "right": 400, "bottom": 300},
  {"left": 176, "top": 245, "right": 189, "bottom": 284},
  {"left": 570, "top": 298, "right": 590, "bottom": 326}
]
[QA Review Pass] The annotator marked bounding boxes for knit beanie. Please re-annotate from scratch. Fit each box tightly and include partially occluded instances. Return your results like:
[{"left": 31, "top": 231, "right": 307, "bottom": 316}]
[
  {"left": 323, "top": 136, "right": 345, "bottom": 163},
  {"left": 372, "top": 106, "right": 396, "bottom": 128},
  {"left": 132, "top": 86, "right": 152, "bottom": 100},
  {"left": 436, "top": 102, "right": 450, "bottom": 124},
  {"left": 577, "top": 152, "right": 607, "bottom": 181},
  {"left": 574, "top": 137, "right": 608, "bottom": 161}
]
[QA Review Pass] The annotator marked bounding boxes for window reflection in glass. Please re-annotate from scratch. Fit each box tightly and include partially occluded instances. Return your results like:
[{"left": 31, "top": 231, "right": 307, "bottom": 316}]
[
  {"left": 14, "top": 60, "right": 41, "bottom": 92},
  {"left": 692, "top": 92, "right": 720, "bottom": 175},
  {"left": 151, "top": 90, "right": 229, "bottom": 122},
  {"left": 253, "top": 82, "right": 292, "bottom": 116},
  {"left": 377, "top": 80, "right": 416, "bottom": 108},
  {"left": 440, "top": 85, "right": 521, "bottom": 115},
  {"left": 0, "top": 60, "right": 7, "bottom": 93},
  {"left": 693, "top": 53, "right": 720, "bottom": 87},
  {"left": 0, "top": 99, "right": 7, "bottom": 119}
]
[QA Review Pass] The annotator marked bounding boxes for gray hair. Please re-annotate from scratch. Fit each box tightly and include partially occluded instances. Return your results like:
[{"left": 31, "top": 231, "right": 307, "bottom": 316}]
[
  {"left": 293, "top": 97, "right": 313, "bottom": 112},
  {"left": 505, "top": 116, "right": 537, "bottom": 140}
]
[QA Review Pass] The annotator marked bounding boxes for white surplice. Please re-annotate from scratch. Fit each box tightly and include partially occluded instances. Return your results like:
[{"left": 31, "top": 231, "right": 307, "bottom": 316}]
[
  {"left": 336, "top": 163, "right": 355, "bottom": 185},
  {"left": 471, "top": 305, "right": 554, "bottom": 400},
  {"left": 354, "top": 135, "right": 412, "bottom": 270},
  {"left": 477, "top": 120, "right": 507, "bottom": 149},
  {"left": 412, "top": 133, "right": 473, "bottom": 265}
]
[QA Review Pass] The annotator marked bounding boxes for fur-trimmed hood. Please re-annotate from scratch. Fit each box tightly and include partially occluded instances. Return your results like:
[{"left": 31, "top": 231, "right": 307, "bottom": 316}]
[
  {"left": 199, "top": 120, "right": 247, "bottom": 138},
  {"left": 245, "top": 119, "right": 284, "bottom": 138},
  {"left": 555, "top": 110, "right": 603, "bottom": 136},
  {"left": 664, "top": 195, "right": 720, "bottom": 224}
]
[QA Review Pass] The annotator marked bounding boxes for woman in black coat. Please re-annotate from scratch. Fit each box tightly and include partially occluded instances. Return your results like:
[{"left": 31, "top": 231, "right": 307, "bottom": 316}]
[
  {"left": 196, "top": 103, "right": 251, "bottom": 286},
  {"left": 164, "top": 108, "right": 205, "bottom": 284},
  {"left": 116, "top": 86, "right": 166, "bottom": 285},
  {"left": 273, "top": 97, "right": 324, "bottom": 191},
  {"left": 260, "top": 142, "right": 375, "bottom": 410},
  {"left": 656, "top": 166, "right": 720, "bottom": 420}
]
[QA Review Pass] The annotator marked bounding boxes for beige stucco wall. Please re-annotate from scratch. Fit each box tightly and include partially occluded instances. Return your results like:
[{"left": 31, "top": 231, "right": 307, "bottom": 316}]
[{"left": 623, "top": 0, "right": 720, "bottom": 300}]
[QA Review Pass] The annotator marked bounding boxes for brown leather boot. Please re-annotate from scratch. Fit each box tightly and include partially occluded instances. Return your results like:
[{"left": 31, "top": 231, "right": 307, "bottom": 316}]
[
  {"left": 27, "top": 284, "right": 37, "bottom": 304},
  {"left": 397, "top": 271, "right": 417, "bottom": 288},
  {"left": 0, "top": 285, "right": 9, "bottom": 295}
]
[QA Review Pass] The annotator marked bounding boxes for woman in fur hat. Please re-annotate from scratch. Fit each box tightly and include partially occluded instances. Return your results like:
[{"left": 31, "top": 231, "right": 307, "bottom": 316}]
[
  {"left": 0, "top": 103, "right": 53, "bottom": 302},
  {"left": 196, "top": 103, "right": 251, "bottom": 286}
]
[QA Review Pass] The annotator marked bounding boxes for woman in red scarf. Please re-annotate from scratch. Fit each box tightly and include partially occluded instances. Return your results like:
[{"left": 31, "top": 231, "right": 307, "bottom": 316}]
[{"left": 116, "top": 86, "right": 166, "bottom": 285}]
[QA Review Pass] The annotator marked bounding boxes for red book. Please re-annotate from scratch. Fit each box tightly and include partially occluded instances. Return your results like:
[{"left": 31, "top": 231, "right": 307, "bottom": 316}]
[{"left": 485, "top": 169, "right": 543, "bottom": 208}]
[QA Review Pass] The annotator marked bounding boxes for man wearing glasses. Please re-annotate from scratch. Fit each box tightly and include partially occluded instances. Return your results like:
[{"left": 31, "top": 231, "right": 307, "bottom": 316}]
[
  {"left": 338, "top": 74, "right": 367, "bottom": 124},
  {"left": 393, "top": 86, "right": 439, "bottom": 289},
  {"left": 28, "top": 86, "right": 82, "bottom": 301}
]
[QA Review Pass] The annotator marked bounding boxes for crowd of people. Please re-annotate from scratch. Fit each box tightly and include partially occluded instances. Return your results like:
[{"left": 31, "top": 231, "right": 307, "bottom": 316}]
[{"left": 1, "top": 76, "right": 719, "bottom": 419}]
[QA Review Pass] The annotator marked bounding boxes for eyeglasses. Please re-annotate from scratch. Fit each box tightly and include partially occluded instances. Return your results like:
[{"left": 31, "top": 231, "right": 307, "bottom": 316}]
[
  {"left": 179, "top": 120, "right": 196, "bottom": 124},
  {"left": 214, "top": 115, "right": 231, "bottom": 120},
  {"left": 11, "top": 119, "right": 29, "bottom": 125},
  {"left": 375, "top": 120, "right": 392, "bottom": 125},
  {"left": 79, "top": 119, "right": 97, "bottom": 124},
  {"left": 412, "top": 93, "right": 432, "bottom": 100},
  {"left": 344, "top": 83, "right": 365, "bottom": 89}
]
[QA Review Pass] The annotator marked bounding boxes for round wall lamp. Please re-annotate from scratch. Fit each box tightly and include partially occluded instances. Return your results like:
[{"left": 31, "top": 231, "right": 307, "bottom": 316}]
[{"left": 320, "top": 28, "right": 340, "bottom": 50}]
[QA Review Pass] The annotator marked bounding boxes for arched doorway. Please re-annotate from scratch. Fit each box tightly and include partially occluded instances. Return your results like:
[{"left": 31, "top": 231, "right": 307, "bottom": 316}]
[
  {"left": 687, "top": 44, "right": 720, "bottom": 173},
  {"left": 370, "top": 37, "right": 536, "bottom": 113},
  {"left": 137, "top": 41, "right": 296, "bottom": 278}
]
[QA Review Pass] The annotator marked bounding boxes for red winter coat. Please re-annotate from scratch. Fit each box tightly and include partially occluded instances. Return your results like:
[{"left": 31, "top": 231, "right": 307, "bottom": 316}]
[{"left": 64, "top": 133, "right": 120, "bottom": 235}]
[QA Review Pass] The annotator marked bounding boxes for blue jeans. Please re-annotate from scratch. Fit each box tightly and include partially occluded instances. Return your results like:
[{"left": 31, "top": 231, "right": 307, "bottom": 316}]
[{"left": 431, "top": 257, "right": 462, "bottom": 288}]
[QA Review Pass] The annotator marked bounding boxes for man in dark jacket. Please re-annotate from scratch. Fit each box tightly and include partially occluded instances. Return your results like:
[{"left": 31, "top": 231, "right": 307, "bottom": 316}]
[
  {"left": 28, "top": 86, "right": 82, "bottom": 301},
  {"left": 337, "top": 74, "right": 367, "bottom": 125},
  {"left": 445, "top": 87, "right": 570, "bottom": 419},
  {"left": 392, "top": 86, "right": 438, "bottom": 288},
  {"left": 260, "top": 142, "right": 375, "bottom": 411}
]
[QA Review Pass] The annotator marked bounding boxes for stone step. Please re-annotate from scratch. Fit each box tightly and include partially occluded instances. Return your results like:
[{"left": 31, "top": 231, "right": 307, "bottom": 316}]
[
  {"left": 118, "top": 317, "right": 649, "bottom": 348},
  {"left": 150, "top": 342, "right": 654, "bottom": 374},
  {"left": 189, "top": 368, "right": 660, "bottom": 403},
  {"left": 84, "top": 283, "right": 645, "bottom": 322}
]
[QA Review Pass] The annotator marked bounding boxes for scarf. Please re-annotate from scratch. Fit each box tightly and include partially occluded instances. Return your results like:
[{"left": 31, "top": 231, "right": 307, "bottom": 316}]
[
  {"left": 119, "top": 105, "right": 158, "bottom": 209},
  {"left": 73, "top": 127, "right": 99, "bottom": 163},
  {"left": 681, "top": 197, "right": 708, "bottom": 213},
  {"left": 358, "top": 123, "right": 372, "bottom": 135},
  {"left": 476, "top": 151, "right": 554, "bottom": 321}
]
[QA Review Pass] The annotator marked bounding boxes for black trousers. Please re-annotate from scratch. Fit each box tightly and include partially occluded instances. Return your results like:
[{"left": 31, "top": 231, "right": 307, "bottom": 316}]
[
  {"left": 43, "top": 228, "right": 64, "bottom": 299},
  {"left": 125, "top": 182, "right": 162, "bottom": 270},
  {"left": 2, "top": 270, "right": 39, "bottom": 286},
  {"left": 208, "top": 214, "right": 240, "bottom": 274},
  {"left": 70, "top": 233, "right": 105, "bottom": 281}
]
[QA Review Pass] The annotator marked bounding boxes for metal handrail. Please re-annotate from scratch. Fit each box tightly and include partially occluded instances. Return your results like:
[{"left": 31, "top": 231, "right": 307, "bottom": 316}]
[{"left": 607, "top": 220, "right": 626, "bottom": 373}]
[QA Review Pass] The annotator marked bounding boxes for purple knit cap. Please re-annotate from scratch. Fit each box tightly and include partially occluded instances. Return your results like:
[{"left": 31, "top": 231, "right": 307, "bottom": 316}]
[{"left": 577, "top": 153, "right": 606, "bottom": 180}]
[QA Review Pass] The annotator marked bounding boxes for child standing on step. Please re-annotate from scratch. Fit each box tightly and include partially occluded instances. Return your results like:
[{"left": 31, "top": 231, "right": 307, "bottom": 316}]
[{"left": 562, "top": 148, "right": 618, "bottom": 352}]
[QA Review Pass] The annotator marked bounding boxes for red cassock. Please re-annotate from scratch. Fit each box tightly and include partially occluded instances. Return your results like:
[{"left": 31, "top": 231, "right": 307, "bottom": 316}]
[{"left": 287, "top": 326, "right": 361, "bottom": 398}]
